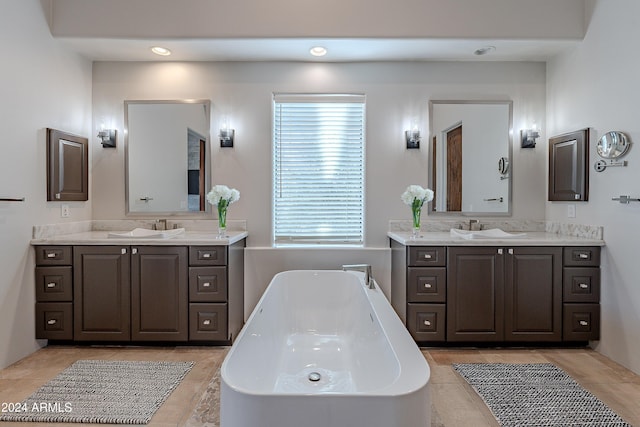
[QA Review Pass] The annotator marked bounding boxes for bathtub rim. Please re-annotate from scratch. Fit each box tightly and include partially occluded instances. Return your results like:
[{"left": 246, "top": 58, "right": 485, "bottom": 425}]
[{"left": 221, "top": 269, "right": 430, "bottom": 397}]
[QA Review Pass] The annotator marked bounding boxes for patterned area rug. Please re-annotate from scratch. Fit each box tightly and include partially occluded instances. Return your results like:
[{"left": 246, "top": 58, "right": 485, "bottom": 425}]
[
  {"left": 0, "top": 360, "right": 194, "bottom": 424},
  {"left": 453, "top": 363, "right": 631, "bottom": 427}
]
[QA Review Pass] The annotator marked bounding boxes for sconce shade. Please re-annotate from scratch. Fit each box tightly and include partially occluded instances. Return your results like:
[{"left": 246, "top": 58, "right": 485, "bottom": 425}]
[
  {"left": 220, "top": 128, "right": 235, "bottom": 147},
  {"left": 405, "top": 129, "right": 420, "bottom": 149},
  {"left": 98, "top": 129, "right": 117, "bottom": 148}
]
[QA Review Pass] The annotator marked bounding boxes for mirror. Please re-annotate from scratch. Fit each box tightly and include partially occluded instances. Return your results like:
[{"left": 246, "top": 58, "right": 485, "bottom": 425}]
[
  {"left": 125, "top": 100, "right": 211, "bottom": 216},
  {"left": 429, "top": 100, "right": 513, "bottom": 215},
  {"left": 597, "top": 131, "right": 630, "bottom": 159}
]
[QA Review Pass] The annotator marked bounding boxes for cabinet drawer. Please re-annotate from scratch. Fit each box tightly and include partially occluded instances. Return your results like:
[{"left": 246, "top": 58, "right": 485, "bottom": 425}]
[
  {"left": 189, "top": 267, "right": 227, "bottom": 302},
  {"left": 563, "top": 267, "right": 600, "bottom": 303},
  {"left": 407, "top": 267, "right": 446, "bottom": 303},
  {"left": 408, "top": 247, "right": 446, "bottom": 267},
  {"left": 407, "top": 303, "right": 446, "bottom": 342},
  {"left": 189, "top": 303, "right": 228, "bottom": 341},
  {"left": 563, "top": 247, "right": 600, "bottom": 267},
  {"left": 35, "top": 302, "right": 73, "bottom": 340},
  {"left": 35, "top": 267, "right": 73, "bottom": 302},
  {"left": 35, "top": 246, "right": 72, "bottom": 265},
  {"left": 563, "top": 303, "right": 600, "bottom": 341},
  {"left": 189, "top": 246, "right": 227, "bottom": 266}
]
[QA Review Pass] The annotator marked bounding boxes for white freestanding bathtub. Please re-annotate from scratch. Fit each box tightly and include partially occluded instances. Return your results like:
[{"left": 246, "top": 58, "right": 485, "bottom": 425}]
[{"left": 220, "top": 270, "right": 431, "bottom": 427}]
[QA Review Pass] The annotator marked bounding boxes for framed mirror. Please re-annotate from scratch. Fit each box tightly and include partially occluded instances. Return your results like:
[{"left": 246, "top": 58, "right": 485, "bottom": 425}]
[
  {"left": 125, "top": 100, "right": 211, "bottom": 216},
  {"left": 428, "top": 100, "right": 513, "bottom": 215}
]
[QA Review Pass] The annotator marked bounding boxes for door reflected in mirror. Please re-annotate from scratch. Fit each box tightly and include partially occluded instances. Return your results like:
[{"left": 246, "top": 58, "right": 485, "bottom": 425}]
[
  {"left": 125, "top": 100, "right": 211, "bottom": 216},
  {"left": 429, "top": 100, "right": 512, "bottom": 215}
]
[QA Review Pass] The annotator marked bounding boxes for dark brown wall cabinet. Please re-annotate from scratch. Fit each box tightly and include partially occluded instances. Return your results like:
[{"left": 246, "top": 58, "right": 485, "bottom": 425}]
[
  {"left": 391, "top": 241, "right": 600, "bottom": 345},
  {"left": 34, "top": 240, "right": 245, "bottom": 344},
  {"left": 46, "top": 128, "right": 88, "bottom": 201},
  {"left": 548, "top": 128, "right": 589, "bottom": 201}
]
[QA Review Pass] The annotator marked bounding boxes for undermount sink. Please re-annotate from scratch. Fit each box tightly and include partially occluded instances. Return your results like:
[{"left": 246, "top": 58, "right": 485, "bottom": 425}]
[
  {"left": 449, "top": 228, "right": 527, "bottom": 240},
  {"left": 108, "top": 227, "right": 185, "bottom": 239}
]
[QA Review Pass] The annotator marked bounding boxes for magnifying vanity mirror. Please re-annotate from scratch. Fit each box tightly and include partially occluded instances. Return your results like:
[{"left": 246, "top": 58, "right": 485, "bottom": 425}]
[
  {"left": 429, "top": 100, "right": 513, "bottom": 215},
  {"left": 125, "top": 100, "right": 211, "bottom": 216},
  {"left": 596, "top": 131, "right": 630, "bottom": 159}
]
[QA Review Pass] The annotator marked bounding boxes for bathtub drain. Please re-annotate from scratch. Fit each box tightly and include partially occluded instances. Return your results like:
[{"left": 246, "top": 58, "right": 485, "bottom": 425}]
[{"left": 308, "top": 372, "right": 321, "bottom": 382}]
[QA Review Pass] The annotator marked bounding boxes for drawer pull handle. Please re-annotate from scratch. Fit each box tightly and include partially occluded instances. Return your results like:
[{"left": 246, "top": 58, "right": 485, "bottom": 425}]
[
  {"left": 579, "top": 283, "right": 589, "bottom": 289},
  {"left": 203, "top": 282, "right": 211, "bottom": 288},
  {"left": 423, "top": 320, "right": 432, "bottom": 326},
  {"left": 47, "top": 319, "right": 57, "bottom": 325},
  {"left": 203, "top": 253, "right": 211, "bottom": 258},
  {"left": 424, "top": 283, "right": 432, "bottom": 289},
  {"left": 423, "top": 254, "right": 432, "bottom": 259},
  {"left": 579, "top": 253, "right": 589, "bottom": 259},
  {"left": 46, "top": 283, "right": 56, "bottom": 288},
  {"left": 579, "top": 320, "right": 589, "bottom": 326},
  {"left": 46, "top": 253, "right": 56, "bottom": 258},
  {"left": 203, "top": 320, "right": 211, "bottom": 326}
]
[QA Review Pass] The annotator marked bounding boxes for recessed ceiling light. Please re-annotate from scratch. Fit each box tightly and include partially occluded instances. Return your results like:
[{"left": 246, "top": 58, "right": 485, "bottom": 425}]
[
  {"left": 309, "top": 46, "right": 327, "bottom": 57},
  {"left": 474, "top": 46, "right": 496, "bottom": 56},
  {"left": 151, "top": 46, "right": 172, "bottom": 56}
]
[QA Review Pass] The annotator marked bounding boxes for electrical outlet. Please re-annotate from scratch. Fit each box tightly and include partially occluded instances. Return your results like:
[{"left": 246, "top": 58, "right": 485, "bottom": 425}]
[
  {"left": 567, "top": 204, "right": 576, "bottom": 218},
  {"left": 61, "top": 204, "right": 70, "bottom": 218}
]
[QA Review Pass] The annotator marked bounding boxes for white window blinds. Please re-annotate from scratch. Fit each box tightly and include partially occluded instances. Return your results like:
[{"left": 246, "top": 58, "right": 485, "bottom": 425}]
[{"left": 273, "top": 94, "right": 365, "bottom": 245}]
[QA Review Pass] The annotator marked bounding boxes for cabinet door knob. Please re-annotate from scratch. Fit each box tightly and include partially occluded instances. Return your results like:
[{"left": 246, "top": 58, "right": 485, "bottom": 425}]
[
  {"left": 121, "top": 248, "right": 127, "bottom": 255},
  {"left": 46, "top": 253, "right": 56, "bottom": 258},
  {"left": 203, "top": 253, "right": 211, "bottom": 258},
  {"left": 132, "top": 248, "right": 137, "bottom": 255},
  {"left": 497, "top": 248, "right": 503, "bottom": 255},
  {"left": 579, "top": 253, "right": 589, "bottom": 259},
  {"left": 203, "top": 319, "right": 211, "bottom": 326},
  {"left": 47, "top": 319, "right": 57, "bottom": 325},
  {"left": 423, "top": 320, "right": 432, "bottom": 326},
  {"left": 424, "top": 283, "right": 432, "bottom": 289},
  {"left": 203, "top": 282, "right": 211, "bottom": 288},
  {"left": 46, "top": 282, "right": 56, "bottom": 288},
  {"left": 579, "top": 320, "right": 589, "bottom": 326},
  {"left": 579, "top": 283, "right": 589, "bottom": 289},
  {"left": 424, "top": 254, "right": 432, "bottom": 259},
  {"left": 508, "top": 248, "right": 514, "bottom": 255}
]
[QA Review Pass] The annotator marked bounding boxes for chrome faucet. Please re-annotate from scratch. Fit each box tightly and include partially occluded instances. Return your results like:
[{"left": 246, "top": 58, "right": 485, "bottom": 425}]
[
  {"left": 154, "top": 219, "right": 168, "bottom": 230},
  {"left": 342, "top": 264, "right": 375, "bottom": 289}
]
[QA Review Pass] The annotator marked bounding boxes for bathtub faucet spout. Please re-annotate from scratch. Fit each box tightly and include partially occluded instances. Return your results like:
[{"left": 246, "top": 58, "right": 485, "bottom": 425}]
[{"left": 342, "top": 264, "right": 375, "bottom": 289}]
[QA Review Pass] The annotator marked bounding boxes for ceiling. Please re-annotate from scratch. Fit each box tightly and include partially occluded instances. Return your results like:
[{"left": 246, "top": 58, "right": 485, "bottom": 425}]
[{"left": 59, "top": 37, "right": 579, "bottom": 62}]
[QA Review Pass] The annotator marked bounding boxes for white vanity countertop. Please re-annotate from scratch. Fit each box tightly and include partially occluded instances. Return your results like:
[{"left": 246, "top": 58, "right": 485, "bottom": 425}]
[
  {"left": 388, "top": 231, "right": 605, "bottom": 246},
  {"left": 31, "top": 230, "right": 248, "bottom": 246}
]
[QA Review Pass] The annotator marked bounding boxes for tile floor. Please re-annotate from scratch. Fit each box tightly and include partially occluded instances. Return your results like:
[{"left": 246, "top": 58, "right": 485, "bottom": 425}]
[{"left": 0, "top": 345, "right": 639, "bottom": 426}]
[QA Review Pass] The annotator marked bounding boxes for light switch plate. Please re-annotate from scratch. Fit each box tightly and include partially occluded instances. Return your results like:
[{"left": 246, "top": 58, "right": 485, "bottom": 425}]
[{"left": 567, "top": 204, "right": 576, "bottom": 218}]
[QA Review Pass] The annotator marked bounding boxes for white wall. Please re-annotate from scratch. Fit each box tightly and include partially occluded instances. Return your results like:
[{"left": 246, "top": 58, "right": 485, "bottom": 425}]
[
  {"left": 0, "top": 0, "right": 92, "bottom": 369},
  {"left": 92, "top": 60, "right": 547, "bottom": 315},
  {"left": 546, "top": 0, "right": 640, "bottom": 374}
]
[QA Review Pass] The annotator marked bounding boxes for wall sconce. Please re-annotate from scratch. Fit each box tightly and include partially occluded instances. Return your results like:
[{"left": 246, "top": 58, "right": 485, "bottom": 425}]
[
  {"left": 405, "top": 127, "right": 420, "bottom": 149},
  {"left": 97, "top": 129, "right": 117, "bottom": 148},
  {"left": 521, "top": 123, "right": 540, "bottom": 148},
  {"left": 219, "top": 128, "right": 235, "bottom": 147}
]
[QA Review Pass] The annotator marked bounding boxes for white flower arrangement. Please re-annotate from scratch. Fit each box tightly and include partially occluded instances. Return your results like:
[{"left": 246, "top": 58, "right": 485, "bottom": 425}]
[
  {"left": 401, "top": 185, "right": 434, "bottom": 207},
  {"left": 206, "top": 185, "right": 240, "bottom": 232},
  {"left": 401, "top": 185, "right": 434, "bottom": 231},
  {"left": 206, "top": 185, "right": 240, "bottom": 207}
]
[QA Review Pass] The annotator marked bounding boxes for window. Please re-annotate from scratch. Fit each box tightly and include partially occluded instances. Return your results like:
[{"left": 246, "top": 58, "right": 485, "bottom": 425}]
[{"left": 273, "top": 94, "right": 365, "bottom": 245}]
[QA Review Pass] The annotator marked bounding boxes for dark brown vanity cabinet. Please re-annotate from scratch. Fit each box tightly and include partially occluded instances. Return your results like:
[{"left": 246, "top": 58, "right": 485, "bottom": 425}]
[
  {"left": 562, "top": 246, "right": 600, "bottom": 341},
  {"left": 391, "top": 241, "right": 599, "bottom": 345},
  {"left": 35, "top": 240, "right": 245, "bottom": 344},
  {"left": 74, "top": 246, "right": 188, "bottom": 341},
  {"left": 447, "top": 246, "right": 563, "bottom": 342},
  {"left": 74, "top": 246, "right": 131, "bottom": 341},
  {"left": 35, "top": 246, "right": 74, "bottom": 340},
  {"left": 131, "top": 246, "right": 188, "bottom": 341}
]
